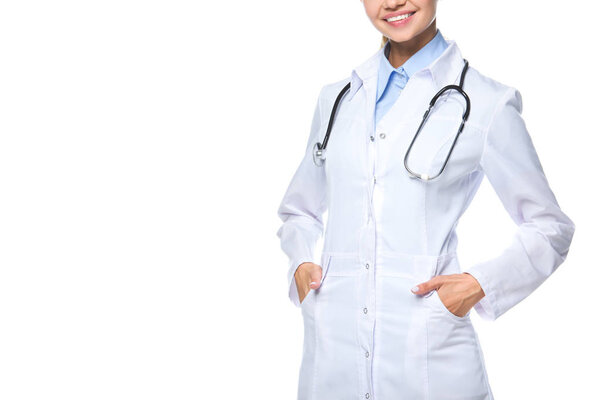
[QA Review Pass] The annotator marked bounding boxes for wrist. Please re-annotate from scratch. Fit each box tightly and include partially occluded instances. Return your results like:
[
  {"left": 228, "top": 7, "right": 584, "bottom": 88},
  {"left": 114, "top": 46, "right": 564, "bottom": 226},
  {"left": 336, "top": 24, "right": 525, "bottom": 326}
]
[{"left": 463, "top": 272, "right": 485, "bottom": 302}]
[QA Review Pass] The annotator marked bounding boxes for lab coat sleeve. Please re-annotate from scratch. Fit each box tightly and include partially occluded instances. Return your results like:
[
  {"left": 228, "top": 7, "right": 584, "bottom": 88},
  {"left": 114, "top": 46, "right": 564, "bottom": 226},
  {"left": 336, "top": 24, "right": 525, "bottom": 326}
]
[
  {"left": 276, "top": 87, "right": 327, "bottom": 308},
  {"left": 464, "top": 87, "right": 576, "bottom": 321}
]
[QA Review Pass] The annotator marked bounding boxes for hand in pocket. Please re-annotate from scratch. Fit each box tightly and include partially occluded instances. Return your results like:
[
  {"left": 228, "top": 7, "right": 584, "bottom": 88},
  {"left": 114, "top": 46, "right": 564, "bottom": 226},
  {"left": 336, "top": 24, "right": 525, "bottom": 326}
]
[
  {"left": 295, "top": 262, "right": 323, "bottom": 304},
  {"left": 411, "top": 272, "right": 485, "bottom": 317}
]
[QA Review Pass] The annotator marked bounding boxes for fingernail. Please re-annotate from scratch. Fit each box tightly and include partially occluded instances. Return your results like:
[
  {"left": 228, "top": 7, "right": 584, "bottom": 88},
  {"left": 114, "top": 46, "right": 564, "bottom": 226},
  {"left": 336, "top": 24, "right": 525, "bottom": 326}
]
[
  {"left": 411, "top": 286, "right": 419, "bottom": 293},
  {"left": 309, "top": 281, "right": 318, "bottom": 287}
]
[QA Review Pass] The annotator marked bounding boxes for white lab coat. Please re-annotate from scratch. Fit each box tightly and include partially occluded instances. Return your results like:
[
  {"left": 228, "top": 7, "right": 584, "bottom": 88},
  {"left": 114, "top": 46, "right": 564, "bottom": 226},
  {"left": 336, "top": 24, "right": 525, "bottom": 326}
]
[{"left": 276, "top": 40, "right": 575, "bottom": 400}]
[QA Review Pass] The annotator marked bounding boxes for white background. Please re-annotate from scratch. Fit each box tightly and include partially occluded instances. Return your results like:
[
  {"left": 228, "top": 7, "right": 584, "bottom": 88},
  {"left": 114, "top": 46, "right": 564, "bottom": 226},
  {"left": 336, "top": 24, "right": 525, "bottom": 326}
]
[{"left": 0, "top": 1, "right": 597, "bottom": 399}]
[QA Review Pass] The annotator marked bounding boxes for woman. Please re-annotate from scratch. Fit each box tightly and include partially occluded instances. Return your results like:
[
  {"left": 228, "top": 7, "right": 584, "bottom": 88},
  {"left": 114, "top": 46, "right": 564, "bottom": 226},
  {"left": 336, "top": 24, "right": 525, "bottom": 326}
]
[{"left": 276, "top": 1, "right": 576, "bottom": 399}]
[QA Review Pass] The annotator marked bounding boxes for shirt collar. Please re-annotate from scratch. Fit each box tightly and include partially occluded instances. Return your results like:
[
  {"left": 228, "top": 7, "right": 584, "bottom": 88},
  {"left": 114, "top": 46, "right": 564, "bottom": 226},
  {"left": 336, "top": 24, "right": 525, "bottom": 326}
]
[
  {"left": 348, "top": 32, "right": 465, "bottom": 103},
  {"left": 376, "top": 29, "right": 448, "bottom": 102}
]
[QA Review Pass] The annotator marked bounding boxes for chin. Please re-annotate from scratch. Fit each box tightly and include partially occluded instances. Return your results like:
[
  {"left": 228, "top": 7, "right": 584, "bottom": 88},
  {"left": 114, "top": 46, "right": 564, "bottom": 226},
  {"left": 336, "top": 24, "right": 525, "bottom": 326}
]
[{"left": 384, "top": 32, "right": 417, "bottom": 44}]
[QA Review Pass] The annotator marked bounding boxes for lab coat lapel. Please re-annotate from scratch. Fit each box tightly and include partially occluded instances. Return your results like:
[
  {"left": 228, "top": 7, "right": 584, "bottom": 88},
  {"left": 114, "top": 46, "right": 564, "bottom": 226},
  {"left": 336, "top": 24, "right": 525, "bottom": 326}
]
[
  {"left": 348, "top": 45, "right": 384, "bottom": 102},
  {"left": 427, "top": 40, "right": 467, "bottom": 93},
  {"left": 348, "top": 46, "right": 384, "bottom": 141},
  {"left": 420, "top": 41, "right": 471, "bottom": 159}
]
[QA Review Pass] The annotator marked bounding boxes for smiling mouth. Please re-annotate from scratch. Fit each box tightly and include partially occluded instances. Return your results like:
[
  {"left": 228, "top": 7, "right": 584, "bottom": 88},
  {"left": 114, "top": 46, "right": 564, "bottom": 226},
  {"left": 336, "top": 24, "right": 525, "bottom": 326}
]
[{"left": 385, "top": 12, "right": 416, "bottom": 22}]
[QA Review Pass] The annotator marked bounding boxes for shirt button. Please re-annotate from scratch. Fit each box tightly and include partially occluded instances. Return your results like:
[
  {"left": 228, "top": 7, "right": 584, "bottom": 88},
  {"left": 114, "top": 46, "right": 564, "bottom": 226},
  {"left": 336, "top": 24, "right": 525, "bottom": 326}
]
[
  {"left": 373, "top": 176, "right": 377, "bottom": 184},
  {"left": 365, "top": 351, "right": 370, "bottom": 358},
  {"left": 370, "top": 135, "right": 375, "bottom": 142},
  {"left": 379, "top": 132, "right": 386, "bottom": 139},
  {"left": 365, "top": 394, "right": 370, "bottom": 399},
  {"left": 363, "top": 307, "right": 368, "bottom": 314}
]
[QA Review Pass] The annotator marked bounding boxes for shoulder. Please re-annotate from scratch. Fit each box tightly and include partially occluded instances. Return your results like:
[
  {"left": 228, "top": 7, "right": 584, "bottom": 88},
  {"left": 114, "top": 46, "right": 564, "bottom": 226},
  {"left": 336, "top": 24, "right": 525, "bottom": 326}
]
[
  {"left": 306, "top": 76, "right": 353, "bottom": 123},
  {"left": 317, "top": 76, "right": 352, "bottom": 104},
  {"left": 462, "top": 64, "right": 523, "bottom": 128}
]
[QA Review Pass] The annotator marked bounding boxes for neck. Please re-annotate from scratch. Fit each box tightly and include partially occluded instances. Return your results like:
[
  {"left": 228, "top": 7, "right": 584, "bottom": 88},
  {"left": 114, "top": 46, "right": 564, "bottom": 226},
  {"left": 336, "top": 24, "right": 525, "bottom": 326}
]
[{"left": 386, "top": 22, "right": 438, "bottom": 69}]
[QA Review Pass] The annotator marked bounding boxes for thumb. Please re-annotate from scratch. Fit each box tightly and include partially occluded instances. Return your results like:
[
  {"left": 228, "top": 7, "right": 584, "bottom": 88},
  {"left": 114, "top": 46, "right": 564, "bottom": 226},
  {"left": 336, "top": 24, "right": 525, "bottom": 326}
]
[
  {"left": 410, "top": 275, "right": 442, "bottom": 295},
  {"left": 308, "top": 266, "right": 323, "bottom": 290}
]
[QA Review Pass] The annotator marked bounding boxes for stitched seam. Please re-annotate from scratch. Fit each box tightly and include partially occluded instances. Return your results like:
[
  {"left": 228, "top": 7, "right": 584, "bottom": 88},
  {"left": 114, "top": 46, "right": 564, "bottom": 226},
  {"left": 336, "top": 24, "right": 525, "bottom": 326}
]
[
  {"left": 425, "top": 309, "right": 430, "bottom": 400},
  {"left": 310, "top": 257, "right": 323, "bottom": 400},
  {"left": 479, "top": 87, "right": 513, "bottom": 166},
  {"left": 317, "top": 85, "right": 325, "bottom": 137},
  {"left": 354, "top": 271, "right": 363, "bottom": 397},
  {"left": 321, "top": 251, "right": 360, "bottom": 257},
  {"left": 411, "top": 115, "right": 487, "bottom": 132},
  {"left": 423, "top": 174, "right": 429, "bottom": 254},
  {"left": 473, "top": 331, "right": 494, "bottom": 399},
  {"left": 310, "top": 300, "right": 318, "bottom": 400}
]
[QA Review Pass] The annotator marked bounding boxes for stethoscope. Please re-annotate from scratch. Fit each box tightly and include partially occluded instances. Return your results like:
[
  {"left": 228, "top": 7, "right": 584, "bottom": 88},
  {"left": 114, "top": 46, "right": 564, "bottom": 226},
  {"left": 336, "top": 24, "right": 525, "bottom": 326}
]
[{"left": 313, "top": 58, "right": 471, "bottom": 181}]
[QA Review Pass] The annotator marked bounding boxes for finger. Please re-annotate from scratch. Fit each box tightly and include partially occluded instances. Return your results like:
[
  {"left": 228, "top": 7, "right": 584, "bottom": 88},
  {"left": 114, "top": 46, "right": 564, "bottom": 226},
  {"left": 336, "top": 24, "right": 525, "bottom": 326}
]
[
  {"left": 410, "top": 283, "right": 426, "bottom": 295},
  {"left": 308, "top": 265, "right": 323, "bottom": 290},
  {"left": 411, "top": 276, "right": 443, "bottom": 294}
]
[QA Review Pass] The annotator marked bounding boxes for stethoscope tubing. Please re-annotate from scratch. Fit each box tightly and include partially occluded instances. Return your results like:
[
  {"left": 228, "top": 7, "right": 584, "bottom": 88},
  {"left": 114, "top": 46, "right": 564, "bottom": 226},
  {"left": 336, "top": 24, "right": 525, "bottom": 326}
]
[{"left": 313, "top": 58, "right": 471, "bottom": 182}]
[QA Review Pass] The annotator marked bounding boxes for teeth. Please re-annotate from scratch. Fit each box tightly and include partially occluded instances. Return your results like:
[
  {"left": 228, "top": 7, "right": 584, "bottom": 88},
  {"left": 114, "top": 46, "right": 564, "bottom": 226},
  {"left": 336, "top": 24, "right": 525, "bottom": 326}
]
[{"left": 387, "top": 12, "right": 414, "bottom": 22}]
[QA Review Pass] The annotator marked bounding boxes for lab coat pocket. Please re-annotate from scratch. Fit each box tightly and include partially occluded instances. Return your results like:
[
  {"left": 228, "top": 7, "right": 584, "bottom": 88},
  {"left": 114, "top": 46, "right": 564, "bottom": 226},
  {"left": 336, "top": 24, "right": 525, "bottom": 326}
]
[
  {"left": 298, "top": 255, "right": 333, "bottom": 399},
  {"left": 430, "top": 288, "right": 471, "bottom": 322},
  {"left": 425, "top": 117, "right": 484, "bottom": 183},
  {"left": 426, "top": 291, "right": 490, "bottom": 399},
  {"left": 312, "top": 254, "right": 361, "bottom": 399}
]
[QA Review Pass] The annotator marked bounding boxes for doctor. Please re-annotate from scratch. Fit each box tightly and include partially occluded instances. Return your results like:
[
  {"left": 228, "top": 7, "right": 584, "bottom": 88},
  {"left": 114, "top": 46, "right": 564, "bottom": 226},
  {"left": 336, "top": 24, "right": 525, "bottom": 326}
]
[{"left": 276, "top": 0, "right": 576, "bottom": 399}]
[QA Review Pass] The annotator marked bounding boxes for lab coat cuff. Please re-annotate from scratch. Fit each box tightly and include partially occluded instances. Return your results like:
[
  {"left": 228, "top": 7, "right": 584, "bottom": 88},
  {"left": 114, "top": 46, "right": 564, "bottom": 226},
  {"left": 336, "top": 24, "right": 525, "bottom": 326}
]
[
  {"left": 463, "top": 267, "right": 499, "bottom": 321},
  {"left": 287, "top": 258, "right": 313, "bottom": 308}
]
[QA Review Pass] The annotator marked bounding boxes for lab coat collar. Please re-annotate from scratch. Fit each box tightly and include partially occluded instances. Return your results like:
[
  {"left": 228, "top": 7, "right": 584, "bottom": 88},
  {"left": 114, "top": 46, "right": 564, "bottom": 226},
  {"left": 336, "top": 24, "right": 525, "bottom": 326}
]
[{"left": 348, "top": 39, "right": 465, "bottom": 102}]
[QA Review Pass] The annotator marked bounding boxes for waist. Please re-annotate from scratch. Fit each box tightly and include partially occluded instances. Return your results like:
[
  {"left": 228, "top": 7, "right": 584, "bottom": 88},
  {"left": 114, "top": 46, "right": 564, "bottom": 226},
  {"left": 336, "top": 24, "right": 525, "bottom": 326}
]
[{"left": 321, "top": 251, "right": 461, "bottom": 282}]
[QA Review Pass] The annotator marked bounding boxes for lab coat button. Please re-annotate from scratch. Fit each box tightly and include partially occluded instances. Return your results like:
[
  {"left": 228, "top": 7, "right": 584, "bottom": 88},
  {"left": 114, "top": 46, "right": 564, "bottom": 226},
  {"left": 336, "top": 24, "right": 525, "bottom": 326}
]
[
  {"left": 365, "top": 263, "right": 369, "bottom": 270},
  {"left": 365, "top": 393, "right": 370, "bottom": 399},
  {"left": 379, "top": 132, "right": 386, "bottom": 139},
  {"left": 365, "top": 351, "right": 369, "bottom": 358},
  {"left": 370, "top": 135, "right": 375, "bottom": 142},
  {"left": 363, "top": 307, "right": 368, "bottom": 314}
]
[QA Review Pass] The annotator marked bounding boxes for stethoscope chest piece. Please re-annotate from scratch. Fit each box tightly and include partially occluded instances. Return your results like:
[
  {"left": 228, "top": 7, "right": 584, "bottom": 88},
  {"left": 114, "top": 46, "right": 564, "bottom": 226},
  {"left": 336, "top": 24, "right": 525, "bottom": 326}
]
[{"left": 313, "top": 142, "right": 326, "bottom": 166}]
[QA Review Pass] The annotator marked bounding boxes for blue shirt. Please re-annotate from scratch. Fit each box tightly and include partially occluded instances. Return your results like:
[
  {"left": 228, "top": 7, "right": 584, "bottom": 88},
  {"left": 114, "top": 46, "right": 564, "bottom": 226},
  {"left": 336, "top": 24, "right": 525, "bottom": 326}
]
[{"left": 375, "top": 29, "right": 449, "bottom": 126}]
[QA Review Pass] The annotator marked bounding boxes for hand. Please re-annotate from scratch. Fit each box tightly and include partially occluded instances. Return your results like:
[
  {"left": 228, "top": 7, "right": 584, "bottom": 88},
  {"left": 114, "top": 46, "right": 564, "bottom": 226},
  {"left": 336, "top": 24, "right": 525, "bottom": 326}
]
[
  {"left": 411, "top": 273, "right": 485, "bottom": 317},
  {"left": 294, "top": 262, "right": 322, "bottom": 304}
]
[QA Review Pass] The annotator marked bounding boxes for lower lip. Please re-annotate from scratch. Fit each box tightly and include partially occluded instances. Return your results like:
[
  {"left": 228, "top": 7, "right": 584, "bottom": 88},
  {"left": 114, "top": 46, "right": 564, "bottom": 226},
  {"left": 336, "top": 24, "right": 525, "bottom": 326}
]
[{"left": 384, "top": 12, "right": 416, "bottom": 27}]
